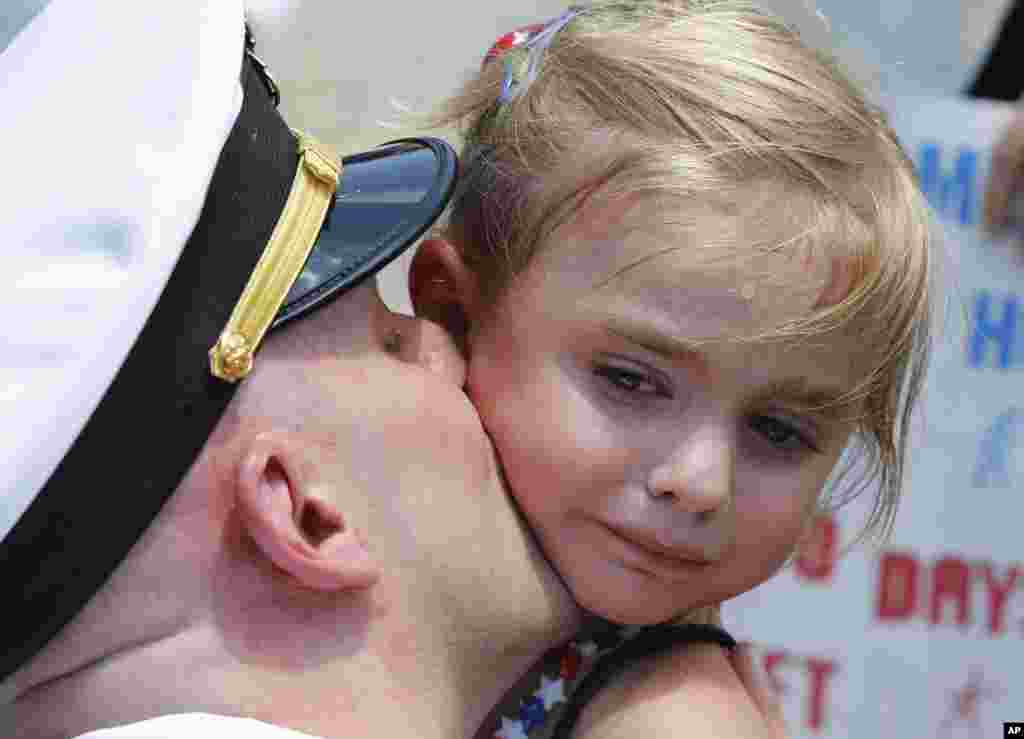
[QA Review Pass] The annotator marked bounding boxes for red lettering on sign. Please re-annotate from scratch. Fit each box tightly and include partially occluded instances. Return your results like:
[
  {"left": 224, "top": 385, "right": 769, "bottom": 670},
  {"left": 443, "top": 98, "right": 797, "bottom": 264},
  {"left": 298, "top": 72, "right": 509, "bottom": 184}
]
[
  {"left": 762, "top": 650, "right": 790, "bottom": 698},
  {"left": 876, "top": 552, "right": 918, "bottom": 621},
  {"left": 930, "top": 556, "right": 970, "bottom": 628},
  {"left": 874, "top": 551, "right": 1022, "bottom": 637},
  {"left": 979, "top": 562, "right": 1021, "bottom": 635},
  {"left": 760, "top": 649, "right": 837, "bottom": 733},
  {"left": 795, "top": 516, "right": 838, "bottom": 582},
  {"left": 806, "top": 658, "right": 836, "bottom": 732}
]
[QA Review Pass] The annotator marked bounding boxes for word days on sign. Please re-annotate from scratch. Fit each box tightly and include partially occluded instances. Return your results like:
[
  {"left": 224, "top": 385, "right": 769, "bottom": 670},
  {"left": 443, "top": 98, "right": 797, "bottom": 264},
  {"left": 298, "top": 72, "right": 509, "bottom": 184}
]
[{"left": 875, "top": 552, "right": 1021, "bottom": 636}]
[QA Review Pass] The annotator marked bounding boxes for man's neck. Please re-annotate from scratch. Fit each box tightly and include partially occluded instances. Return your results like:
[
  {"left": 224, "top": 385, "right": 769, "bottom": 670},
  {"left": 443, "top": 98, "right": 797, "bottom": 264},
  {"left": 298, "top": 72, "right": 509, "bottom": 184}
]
[
  {"left": 5, "top": 477, "right": 580, "bottom": 739},
  {"left": 4, "top": 578, "right": 577, "bottom": 739}
]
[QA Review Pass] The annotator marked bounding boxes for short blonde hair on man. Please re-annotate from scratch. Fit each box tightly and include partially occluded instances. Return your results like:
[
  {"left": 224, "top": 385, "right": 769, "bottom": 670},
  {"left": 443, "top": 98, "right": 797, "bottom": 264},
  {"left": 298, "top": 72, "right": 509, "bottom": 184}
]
[{"left": 433, "top": 0, "right": 934, "bottom": 546}]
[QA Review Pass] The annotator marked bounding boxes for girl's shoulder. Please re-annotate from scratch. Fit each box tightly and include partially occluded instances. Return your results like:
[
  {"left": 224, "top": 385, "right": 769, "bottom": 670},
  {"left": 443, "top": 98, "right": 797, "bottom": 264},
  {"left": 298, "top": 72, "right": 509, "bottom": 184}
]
[
  {"left": 481, "top": 621, "right": 755, "bottom": 739},
  {"left": 556, "top": 622, "right": 750, "bottom": 739},
  {"left": 569, "top": 636, "right": 763, "bottom": 739}
]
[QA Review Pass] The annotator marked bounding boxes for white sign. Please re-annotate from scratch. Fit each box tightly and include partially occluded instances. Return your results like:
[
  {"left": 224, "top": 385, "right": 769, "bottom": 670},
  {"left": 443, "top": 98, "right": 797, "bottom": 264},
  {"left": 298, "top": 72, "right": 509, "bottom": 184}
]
[{"left": 725, "top": 96, "right": 1023, "bottom": 739}]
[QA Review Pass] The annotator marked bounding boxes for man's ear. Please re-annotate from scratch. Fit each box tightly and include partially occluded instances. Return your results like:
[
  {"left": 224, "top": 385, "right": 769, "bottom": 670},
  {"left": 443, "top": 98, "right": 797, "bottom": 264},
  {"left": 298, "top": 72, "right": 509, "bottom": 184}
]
[
  {"left": 409, "top": 237, "right": 482, "bottom": 351},
  {"left": 235, "top": 432, "right": 380, "bottom": 591}
]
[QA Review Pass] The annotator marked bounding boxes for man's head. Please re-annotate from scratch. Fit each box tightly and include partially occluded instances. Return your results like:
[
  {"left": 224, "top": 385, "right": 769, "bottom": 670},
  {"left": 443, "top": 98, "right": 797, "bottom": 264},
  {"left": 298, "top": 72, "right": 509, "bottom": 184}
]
[
  {"left": 4, "top": 7, "right": 585, "bottom": 737},
  {"left": 0, "top": 0, "right": 486, "bottom": 707},
  {"left": 8, "top": 261, "right": 580, "bottom": 738}
]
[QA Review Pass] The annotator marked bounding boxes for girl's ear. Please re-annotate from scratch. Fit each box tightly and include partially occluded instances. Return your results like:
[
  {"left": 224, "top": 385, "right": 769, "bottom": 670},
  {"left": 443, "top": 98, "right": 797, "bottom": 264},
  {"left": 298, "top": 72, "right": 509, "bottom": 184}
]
[
  {"left": 235, "top": 432, "right": 379, "bottom": 591},
  {"left": 409, "top": 237, "right": 482, "bottom": 351}
]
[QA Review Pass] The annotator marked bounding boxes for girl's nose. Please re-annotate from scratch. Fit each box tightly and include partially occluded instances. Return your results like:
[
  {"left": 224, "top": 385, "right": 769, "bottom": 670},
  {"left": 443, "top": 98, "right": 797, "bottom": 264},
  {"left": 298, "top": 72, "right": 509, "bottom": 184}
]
[{"left": 646, "top": 426, "right": 734, "bottom": 521}]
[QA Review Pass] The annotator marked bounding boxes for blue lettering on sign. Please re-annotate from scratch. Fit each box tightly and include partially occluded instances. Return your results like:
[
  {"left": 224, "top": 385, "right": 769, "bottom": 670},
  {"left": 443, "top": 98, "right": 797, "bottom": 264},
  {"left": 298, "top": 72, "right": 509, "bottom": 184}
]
[
  {"left": 968, "top": 291, "right": 1019, "bottom": 370},
  {"left": 973, "top": 407, "right": 1022, "bottom": 488},
  {"left": 916, "top": 142, "right": 978, "bottom": 227}
]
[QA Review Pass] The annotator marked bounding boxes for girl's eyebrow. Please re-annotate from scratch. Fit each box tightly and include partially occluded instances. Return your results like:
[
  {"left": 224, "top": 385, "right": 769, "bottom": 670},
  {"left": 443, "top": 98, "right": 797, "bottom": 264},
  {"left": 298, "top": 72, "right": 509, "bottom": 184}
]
[
  {"left": 744, "top": 378, "right": 858, "bottom": 422},
  {"left": 603, "top": 316, "right": 711, "bottom": 382},
  {"left": 602, "top": 316, "right": 855, "bottom": 420}
]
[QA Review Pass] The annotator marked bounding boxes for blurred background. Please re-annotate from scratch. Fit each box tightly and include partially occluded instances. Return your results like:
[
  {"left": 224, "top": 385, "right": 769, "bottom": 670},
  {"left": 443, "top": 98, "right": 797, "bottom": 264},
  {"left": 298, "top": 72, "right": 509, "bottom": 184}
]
[
  {"left": 239, "top": 0, "right": 1019, "bottom": 313},
  {"left": 239, "top": 0, "right": 1012, "bottom": 145},
  {"left": 5, "top": 0, "right": 1015, "bottom": 309}
]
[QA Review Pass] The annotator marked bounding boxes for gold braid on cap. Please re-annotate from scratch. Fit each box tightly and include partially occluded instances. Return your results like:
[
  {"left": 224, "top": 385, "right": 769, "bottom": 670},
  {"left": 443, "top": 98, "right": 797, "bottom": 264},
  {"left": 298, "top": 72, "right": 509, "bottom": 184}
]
[{"left": 209, "top": 130, "right": 340, "bottom": 382}]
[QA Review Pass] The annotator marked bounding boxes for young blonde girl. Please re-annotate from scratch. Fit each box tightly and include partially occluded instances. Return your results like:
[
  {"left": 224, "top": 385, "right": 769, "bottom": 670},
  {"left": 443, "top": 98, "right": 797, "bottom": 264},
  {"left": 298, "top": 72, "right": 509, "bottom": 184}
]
[{"left": 405, "top": 1, "right": 934, "bottom": 736}]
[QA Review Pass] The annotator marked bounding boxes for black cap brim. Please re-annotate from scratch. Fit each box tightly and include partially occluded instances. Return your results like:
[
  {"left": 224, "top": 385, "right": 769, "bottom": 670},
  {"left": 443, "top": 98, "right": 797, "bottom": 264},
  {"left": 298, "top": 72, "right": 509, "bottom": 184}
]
[{"left": 275, "top": 137, "right": 457, "bottom": 328}]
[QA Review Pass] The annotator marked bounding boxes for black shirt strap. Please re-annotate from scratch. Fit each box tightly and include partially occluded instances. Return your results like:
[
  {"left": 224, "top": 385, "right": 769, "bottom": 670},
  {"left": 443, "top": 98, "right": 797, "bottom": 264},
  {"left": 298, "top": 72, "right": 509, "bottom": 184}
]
[{"left": 551, "top": 622, "right": 737, "bottom": 739}]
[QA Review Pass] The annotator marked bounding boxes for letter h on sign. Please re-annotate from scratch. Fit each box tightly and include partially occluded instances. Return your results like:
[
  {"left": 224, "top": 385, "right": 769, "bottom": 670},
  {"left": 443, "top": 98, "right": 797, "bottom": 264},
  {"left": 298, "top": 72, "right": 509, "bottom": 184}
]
[
  {"left": 917, "top": 142, "right": 977, "bottom": 227},
  {"left": 969, "top": 291, "right": 1018, "bottom": 370}
]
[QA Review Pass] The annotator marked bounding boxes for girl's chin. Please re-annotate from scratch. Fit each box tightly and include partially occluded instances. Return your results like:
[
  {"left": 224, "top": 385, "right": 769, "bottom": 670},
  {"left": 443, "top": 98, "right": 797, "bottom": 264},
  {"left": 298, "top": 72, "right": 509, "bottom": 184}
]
[{"left": 573, "top": 579, "right": 687, "bottom": 626}]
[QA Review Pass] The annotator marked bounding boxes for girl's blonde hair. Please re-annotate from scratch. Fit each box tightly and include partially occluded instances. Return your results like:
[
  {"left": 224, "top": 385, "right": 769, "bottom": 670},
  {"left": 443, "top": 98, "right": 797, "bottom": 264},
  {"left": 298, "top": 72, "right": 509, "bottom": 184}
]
[{"left": 432, "top": 0, "right": 934, "bottom": 546}]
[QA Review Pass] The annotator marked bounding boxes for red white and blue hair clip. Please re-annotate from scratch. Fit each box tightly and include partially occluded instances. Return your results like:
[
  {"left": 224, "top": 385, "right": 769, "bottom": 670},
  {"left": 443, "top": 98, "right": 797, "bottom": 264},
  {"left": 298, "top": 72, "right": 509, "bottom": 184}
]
[{"left": 482, "top": 6, "right": 589, "bottom": 105}]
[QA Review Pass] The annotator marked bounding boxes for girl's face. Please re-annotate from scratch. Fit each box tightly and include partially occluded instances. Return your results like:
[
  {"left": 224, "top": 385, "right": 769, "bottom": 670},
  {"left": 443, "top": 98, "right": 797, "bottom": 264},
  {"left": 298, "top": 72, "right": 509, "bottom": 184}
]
[{"left": 463, "top": 196, "right": 863, "bottom": 625}]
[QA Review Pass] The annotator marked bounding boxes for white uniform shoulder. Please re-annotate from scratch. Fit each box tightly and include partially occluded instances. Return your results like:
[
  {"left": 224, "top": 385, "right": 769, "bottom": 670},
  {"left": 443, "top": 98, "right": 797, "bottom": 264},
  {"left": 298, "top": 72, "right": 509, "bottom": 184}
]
[{"left": 75, "top": 713, "right": 324, "bottom": 739}]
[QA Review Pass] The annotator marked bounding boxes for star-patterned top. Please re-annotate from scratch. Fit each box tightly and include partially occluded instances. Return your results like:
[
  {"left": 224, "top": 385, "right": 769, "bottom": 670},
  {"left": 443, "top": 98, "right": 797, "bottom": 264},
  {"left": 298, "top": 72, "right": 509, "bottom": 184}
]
[
  {"left": 476, "top": 620, "right": 737, "bottom": 739},
  {"left": 478, "top": 620, "right": 636, "bottom": 739}
]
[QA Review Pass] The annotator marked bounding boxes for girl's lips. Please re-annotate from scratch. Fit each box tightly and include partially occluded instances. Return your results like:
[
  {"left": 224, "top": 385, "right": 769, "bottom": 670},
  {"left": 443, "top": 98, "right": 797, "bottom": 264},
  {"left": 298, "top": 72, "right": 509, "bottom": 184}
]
[{"left": 599, "top": 521, "right": 712, "bottom": 579}]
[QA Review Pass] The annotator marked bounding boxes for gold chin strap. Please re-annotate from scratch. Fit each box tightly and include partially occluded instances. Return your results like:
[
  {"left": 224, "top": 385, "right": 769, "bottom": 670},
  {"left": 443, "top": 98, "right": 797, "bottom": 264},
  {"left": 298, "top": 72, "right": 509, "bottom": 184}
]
[{"left": 209, "top": 130, "right": 341, "bottom": 382}]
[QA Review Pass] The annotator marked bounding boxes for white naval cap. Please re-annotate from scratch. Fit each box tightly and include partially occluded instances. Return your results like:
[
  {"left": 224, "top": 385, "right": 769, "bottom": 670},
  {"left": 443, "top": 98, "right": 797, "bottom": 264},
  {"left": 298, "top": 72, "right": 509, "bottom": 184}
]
[
  {"left": 0, "top": 0, "right": 457, "bottom": 681},
  {"left": 0, "top": 0, "right": 244, "bottom": 554}
]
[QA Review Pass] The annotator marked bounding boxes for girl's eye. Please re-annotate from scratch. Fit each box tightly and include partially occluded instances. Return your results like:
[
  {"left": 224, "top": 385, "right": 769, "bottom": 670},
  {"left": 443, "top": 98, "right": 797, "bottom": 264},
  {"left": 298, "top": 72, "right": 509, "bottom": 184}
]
[
  {"left": 593, "top": 363, "right": 665, "bottom": 396},
  {"left": 748, "top": 415, "right": 819, "bottom": 454}
]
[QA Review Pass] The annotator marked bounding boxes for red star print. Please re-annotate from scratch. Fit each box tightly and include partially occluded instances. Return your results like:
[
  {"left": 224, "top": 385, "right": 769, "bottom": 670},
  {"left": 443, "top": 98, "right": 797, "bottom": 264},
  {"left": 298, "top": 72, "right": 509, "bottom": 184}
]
[{"left": 559, "top": 644, "right": 582, "bottom": 681}]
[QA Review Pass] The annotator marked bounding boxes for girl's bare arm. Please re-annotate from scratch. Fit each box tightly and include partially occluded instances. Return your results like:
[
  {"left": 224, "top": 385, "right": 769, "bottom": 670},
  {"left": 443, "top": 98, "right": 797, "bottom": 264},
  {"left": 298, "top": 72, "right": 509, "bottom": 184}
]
[{"left": 571, "top": 639, "right": 788, "bottom": 739}]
